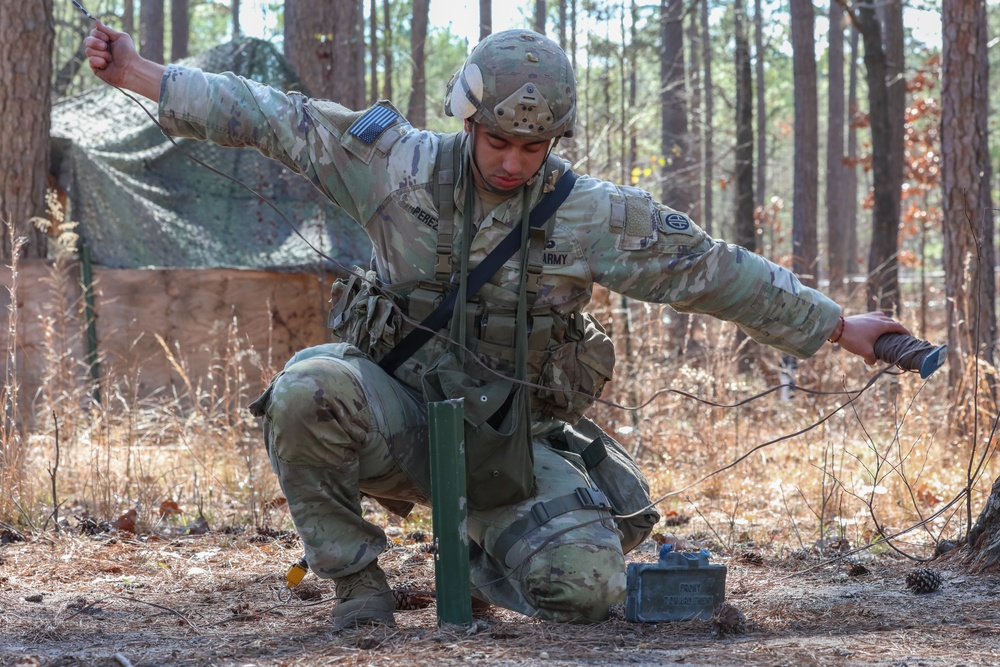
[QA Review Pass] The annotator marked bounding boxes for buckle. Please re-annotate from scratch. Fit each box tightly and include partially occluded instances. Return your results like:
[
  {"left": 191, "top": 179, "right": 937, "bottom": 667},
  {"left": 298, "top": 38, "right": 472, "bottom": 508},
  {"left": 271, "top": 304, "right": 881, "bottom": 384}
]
[
  {"left": 574, "top": 487, "right": 610, "bottom": 510},
  {"left": 530, "top": 501, "right": 551, "bottom": 525}
]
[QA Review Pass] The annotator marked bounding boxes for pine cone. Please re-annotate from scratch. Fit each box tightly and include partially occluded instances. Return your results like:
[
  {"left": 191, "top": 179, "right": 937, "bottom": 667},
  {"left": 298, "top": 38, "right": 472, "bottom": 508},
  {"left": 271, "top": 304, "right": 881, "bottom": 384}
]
[
  {"left": 905, "top": 568, "right": 942, "bottom": 594},
  {"left": 711, "top": 601, "right": 747, "bottom": 638},
  {"left": 392, "top": 588, "right": 435, "bottom": 610}
]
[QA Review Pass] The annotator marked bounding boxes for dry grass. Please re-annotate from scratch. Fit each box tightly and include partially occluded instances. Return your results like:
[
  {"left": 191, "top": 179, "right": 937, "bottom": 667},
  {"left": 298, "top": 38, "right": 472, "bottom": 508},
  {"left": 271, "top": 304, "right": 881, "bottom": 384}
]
[{"left": 1, "top": 239, "right": 991, "bottom": 558}]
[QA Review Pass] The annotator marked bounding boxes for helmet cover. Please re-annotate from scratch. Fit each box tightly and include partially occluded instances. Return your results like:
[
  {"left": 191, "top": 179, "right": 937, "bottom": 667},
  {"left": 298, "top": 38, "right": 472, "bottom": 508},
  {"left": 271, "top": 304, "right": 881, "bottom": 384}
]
[{"left": 445, "top": 30, "right": 576, "bottom": 140}]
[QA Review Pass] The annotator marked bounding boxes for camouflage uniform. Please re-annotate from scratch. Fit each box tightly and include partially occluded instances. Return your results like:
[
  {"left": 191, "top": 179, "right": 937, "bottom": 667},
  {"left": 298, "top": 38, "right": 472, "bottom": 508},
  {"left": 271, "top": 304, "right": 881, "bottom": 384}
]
[{"left": 158, "top": 61, "right": 840, "bottom": 622}]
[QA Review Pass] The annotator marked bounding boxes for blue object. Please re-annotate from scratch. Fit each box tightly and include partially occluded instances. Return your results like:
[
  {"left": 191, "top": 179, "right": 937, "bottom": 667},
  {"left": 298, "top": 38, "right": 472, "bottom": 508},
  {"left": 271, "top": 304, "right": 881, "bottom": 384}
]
[{"left": 920, "top": 344, "right": 948, "bottom": 379}]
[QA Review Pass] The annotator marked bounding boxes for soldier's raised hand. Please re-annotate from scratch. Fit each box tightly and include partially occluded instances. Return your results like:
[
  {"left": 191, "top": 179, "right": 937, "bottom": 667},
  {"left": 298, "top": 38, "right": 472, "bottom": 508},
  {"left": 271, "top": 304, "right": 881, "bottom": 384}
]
[{"left": 84, "top": 21, "right": 164, "bottom": 102}]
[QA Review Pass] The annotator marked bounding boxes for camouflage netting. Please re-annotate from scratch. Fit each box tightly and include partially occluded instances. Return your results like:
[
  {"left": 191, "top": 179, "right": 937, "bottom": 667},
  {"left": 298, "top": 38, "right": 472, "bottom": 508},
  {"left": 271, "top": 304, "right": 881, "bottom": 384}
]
[{"left": 50, "top": 38, "right": 371, "bottom": 270}]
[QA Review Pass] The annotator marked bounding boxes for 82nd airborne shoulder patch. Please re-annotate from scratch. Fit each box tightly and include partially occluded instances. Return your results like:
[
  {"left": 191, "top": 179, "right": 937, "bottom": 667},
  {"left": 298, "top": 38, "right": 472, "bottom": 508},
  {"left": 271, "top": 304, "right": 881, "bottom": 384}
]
[{"left": 348, "top": 106, "right": 400, "bottom": 145}]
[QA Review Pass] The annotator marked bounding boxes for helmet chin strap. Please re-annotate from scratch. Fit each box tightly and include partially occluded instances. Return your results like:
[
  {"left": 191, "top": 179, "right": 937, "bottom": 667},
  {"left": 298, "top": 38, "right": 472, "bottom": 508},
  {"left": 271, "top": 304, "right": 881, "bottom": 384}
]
[{"left": 466, "top": 122, "right": 556, "bottom": 198}]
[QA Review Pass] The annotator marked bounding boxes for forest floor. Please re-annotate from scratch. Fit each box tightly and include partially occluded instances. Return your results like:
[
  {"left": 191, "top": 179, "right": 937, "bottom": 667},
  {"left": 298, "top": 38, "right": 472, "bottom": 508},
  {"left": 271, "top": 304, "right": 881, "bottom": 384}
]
[{"left": 2, "top": 518, "right": 999, "bottom": 667}]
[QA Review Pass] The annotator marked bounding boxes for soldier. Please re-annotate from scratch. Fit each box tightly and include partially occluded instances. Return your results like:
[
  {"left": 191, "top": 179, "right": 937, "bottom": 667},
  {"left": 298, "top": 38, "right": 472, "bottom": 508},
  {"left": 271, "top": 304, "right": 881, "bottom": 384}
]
[{"left": 85, "top": 23, "right": 907, "bottom": 627}]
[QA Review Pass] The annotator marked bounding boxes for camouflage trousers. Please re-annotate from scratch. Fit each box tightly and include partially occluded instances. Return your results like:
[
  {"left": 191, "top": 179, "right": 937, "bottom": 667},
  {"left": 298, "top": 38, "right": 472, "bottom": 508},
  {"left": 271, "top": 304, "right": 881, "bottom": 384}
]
[{"left": 257, "top": 343, "right": 627, "bottom": 622}]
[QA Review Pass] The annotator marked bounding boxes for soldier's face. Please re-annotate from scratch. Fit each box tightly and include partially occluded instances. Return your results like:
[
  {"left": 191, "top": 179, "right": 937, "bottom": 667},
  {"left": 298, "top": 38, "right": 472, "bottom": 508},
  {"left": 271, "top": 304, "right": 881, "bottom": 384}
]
[{"left": 467, "top": 121, "right": 549, "bottom": 192}]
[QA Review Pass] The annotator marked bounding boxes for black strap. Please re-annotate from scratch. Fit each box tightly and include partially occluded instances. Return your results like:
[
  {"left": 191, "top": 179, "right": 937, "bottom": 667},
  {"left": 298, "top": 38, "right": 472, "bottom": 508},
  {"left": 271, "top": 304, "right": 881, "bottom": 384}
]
[
  {"left": 492, "top": 487, "right": 611, "bottom": 567},
  {"left": 378, "top": 169, "right": 579, "bottom": 375}
]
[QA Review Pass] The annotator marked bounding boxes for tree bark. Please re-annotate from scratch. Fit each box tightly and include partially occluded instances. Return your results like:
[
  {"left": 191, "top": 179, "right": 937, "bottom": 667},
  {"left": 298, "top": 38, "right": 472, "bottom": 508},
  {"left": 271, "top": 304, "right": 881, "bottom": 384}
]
[
  {"left": 686, "top": 0, "right": 701, "bottom": 225},
  {"left": 879, "top": 0, "right": 905, "bottom": 255},
  {"left": 140, "top": 0, "right": 165, "bottom": 64},
  {"left": 846, "top": 25, "right": 859, "bottom": 275},
  {"left": 826, "top": 1, "right": 847, "bottom": 293},
  {"left": 0, "top": 0, "right": 53, "bottom": 260},
  {"left": 753, "top": 0, "right": 765, "bottom": 211},
  {"left": 700, "top": 0, "right": 713, "bottom": 236},
  {"left": 408, "top": 0, "right": 429, "bottom": 127},
  {"left": 790, "top": 0, "right": 818, "bottom": 288},
  {"left": 382, "top": 0, "right": 393, "bottom": 99},
  {"left": 171, "top": 0, "right": 189, "bottom": 61},
  {"left": 941, "top": 0, "right": 996, "bottom": 387},
  {"left": 968, "top": 476, "right": 1000, "bottom": 571},
  {"left": 855, "top": 4, "right": 900, "bottom": 313},
  {"left": 369, "top": 0, "right": 378, "bottom": 104},
  {"left": 659, "top": 0, "right": 689, "bottom": 209},
  {"left": 285, "top": 0, "right": 364, "bottom": 106},
  {"left": 480, "top": 0, "right": 492, "bottom": 39},
  {"left": 123, "top": 0, "right": 135, "bottom": 34},
  {"left": 733, "top": 0, "right": 754, "bottom": 252},
  {"left": 535, "top": 0, "right": 546, "bottom": 34}
]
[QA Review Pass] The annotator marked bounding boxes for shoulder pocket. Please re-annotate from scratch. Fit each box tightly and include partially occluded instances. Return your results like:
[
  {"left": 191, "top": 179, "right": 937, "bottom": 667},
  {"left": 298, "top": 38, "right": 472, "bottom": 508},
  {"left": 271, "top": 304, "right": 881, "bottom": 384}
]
[
  {"left": 310, "top": 100, "right": 408, "bottom": 164},
  {"left": 608, "top": 185, "right": 658, "bottom": 251}
]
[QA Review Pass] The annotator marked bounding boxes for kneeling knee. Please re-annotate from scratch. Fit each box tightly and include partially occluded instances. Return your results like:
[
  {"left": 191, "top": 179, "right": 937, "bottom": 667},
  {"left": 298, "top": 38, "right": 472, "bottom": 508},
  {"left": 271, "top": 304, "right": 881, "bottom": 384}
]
[{"left": 526, "top": 544, "right": 626, "bottom": 623}]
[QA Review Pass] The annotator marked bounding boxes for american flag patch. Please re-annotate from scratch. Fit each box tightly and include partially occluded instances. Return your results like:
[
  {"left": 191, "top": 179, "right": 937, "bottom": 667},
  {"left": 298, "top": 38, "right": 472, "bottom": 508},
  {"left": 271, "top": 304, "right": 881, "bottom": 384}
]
[{"left": 348, "top": 106, "right": 399, "bottom": 145}]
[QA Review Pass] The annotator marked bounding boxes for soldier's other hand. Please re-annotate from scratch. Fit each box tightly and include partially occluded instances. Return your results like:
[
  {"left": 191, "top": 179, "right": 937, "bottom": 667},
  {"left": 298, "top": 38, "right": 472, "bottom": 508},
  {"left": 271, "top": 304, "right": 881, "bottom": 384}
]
[
  {"left": 84, "top": 20, "right": 136, "bottom": 86},
  {"left": 835, "top": 312, "right": 910, "bottom": 365}
]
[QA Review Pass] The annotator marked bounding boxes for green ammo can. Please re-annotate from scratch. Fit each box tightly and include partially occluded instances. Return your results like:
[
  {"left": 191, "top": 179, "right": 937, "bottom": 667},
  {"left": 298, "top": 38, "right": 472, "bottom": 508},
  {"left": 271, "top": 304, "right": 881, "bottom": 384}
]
[{"left": 625, "top": 544, "right": 727, "bottom": 622}]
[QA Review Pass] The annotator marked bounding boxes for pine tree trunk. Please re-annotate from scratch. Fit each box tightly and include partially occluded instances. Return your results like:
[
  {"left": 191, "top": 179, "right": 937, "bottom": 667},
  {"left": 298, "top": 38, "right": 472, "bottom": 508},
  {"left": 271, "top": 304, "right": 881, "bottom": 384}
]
[
  {"left": 733, "top": 0, "right": 754, "bottom": 252},
  {"left": 480, "top": 0, "right": 492, "bottom": 39},
  {"left": 140, "top": 0, "right": 165, "bottom": 64},
  {"left": 369, "top": 0, "right": 378, "bottom": 104},
  {"left": 171, "top": 0, "right": 189, "bottom": 61},
  {"left": 790, "top": 0, "right": 817, "bottom": 288},
  {"left": 753, "top": 0, "right": 765, "bottom": 212},
  {"left": 846, "top": 26, "right": 859, "bottom": 276},
  {"left": 967, "top": 476, "right": 1000, "bottom": 572},
  {"left": 0, "top": 0, "right": 54, "bottom": 260},
  {"left": 826, "top": 1, "right": 847, "bottom": 293},
  {"left": 941, "top": 0, "right": 996, "bottom": 386},
  {"left": 535, "top": 0, "right": 546, "bottom": 34},
  {"left": 686, "top": 2, "right": 701, "bottom": 225},
  {"left": 659, "top": 0, "right": 688, "bottom": 208},
  {"left": 382, "top": 0, "right": 393, "bottom": 99},
  {"left": 700, "top": 0, "right": 713, "bottom": 236},
  {"left": 856, "top": 4, "right": 899, "bottom": 313},
  {"left": 407, "top": 0, "right": 429, "bottom": 127}
]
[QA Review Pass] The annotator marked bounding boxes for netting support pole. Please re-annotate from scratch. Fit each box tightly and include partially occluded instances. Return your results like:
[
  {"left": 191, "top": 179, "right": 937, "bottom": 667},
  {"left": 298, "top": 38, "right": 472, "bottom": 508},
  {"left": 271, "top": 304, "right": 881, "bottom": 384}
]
[{"left": 80, "top": 242, "right": 100, "bottom": 404}]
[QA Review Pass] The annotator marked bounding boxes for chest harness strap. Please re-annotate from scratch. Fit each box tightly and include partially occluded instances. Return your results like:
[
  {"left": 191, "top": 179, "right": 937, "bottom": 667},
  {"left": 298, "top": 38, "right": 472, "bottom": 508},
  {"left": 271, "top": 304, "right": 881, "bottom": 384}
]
[{"left": 378, "top": 137, "right": 578, "bottom": 376}]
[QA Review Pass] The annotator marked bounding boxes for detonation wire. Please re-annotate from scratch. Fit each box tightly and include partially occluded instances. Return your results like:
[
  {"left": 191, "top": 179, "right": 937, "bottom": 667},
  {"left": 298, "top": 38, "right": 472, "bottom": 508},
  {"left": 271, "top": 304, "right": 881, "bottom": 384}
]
[{"left": 84, "top": 7, "right": 952, "bottom": 610}]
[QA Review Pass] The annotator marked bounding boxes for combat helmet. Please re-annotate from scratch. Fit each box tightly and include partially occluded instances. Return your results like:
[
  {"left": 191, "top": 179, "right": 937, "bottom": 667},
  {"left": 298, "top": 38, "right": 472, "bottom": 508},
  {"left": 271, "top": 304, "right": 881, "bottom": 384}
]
[{"left": 445, "top": 30, "right": 577, "bottom": 140}]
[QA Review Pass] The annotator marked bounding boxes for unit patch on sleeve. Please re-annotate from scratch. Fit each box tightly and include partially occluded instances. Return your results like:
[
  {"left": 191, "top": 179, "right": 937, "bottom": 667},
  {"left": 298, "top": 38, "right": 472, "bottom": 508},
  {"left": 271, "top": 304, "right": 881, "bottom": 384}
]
[
  {"left": 661, "top": 212, "right": 691, "bottom": 231},
  {"left": 348, "top": 106, "right": 400, "bottom": 145}
]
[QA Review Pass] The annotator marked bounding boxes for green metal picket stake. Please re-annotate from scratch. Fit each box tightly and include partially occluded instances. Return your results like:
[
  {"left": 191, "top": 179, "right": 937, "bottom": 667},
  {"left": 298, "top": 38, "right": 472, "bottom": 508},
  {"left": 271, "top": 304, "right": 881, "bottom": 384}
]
[{"left": 428, "top": 399, "right": 473, "bottom": 626}]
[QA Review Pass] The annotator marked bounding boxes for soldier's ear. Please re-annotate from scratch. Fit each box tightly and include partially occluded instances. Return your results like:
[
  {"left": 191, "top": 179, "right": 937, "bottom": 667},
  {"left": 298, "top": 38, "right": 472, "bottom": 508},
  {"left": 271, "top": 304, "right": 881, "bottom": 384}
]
[{"left": 464, "top": 119, "right": 473, "bottom": 134}]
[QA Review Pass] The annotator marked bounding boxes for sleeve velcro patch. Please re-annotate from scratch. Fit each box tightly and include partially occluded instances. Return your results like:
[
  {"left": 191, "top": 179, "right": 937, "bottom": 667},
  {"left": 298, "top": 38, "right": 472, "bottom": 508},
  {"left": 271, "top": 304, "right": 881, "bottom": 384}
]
[
  {"left": 348, "top": 106, "right": 400, "bottom": 145},
  {"left": 609, "top": 186, "right": 658, "bottom": 250}
]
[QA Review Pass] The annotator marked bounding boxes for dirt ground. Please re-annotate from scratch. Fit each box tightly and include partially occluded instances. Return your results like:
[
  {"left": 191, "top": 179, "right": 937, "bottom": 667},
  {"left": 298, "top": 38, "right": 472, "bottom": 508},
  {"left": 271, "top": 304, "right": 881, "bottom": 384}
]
[{"left": 2, "top": 521, "right": 999, "bottom": 667}]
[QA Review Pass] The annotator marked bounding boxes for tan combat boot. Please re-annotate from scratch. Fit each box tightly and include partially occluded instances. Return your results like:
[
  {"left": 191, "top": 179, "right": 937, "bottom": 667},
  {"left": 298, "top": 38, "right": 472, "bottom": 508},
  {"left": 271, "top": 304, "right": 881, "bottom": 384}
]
[{"left": 331, "top": 561, "right": 396, "bottom": 629}]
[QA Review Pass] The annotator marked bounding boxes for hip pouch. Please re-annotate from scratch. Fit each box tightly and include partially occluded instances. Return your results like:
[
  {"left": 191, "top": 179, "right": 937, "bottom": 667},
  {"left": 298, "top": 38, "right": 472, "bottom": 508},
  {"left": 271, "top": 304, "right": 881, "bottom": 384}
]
[
  {"left": 421, "top": 350, "right": 535, "bottom": 510},
  {"left": 327, "top": 267, "right": 406, "bottom": 361},
  {"left": 535, "top": 312, "right": 616, "bottom": 423}
]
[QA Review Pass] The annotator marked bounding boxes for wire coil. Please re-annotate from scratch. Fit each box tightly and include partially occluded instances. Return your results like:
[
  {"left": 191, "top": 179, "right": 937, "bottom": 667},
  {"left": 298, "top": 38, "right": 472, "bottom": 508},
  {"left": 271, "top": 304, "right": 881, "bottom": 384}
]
[{"left": 872, "top": 333, "right": 947, "bottom": 379}]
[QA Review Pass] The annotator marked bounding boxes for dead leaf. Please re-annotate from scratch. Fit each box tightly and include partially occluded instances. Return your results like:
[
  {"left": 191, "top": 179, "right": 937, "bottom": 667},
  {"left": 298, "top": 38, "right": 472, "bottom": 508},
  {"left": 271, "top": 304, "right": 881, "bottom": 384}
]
[
  {"left": 158, "top": 500, "right": 182, "bottom": 519},
  {"left": 112, "top": 509, "right": 137, "bottom": 534}
]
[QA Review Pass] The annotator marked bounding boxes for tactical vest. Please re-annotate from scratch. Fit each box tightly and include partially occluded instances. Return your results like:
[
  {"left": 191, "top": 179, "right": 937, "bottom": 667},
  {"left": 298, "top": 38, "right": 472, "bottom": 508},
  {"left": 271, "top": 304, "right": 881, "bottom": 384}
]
[
  {"left": 327, "top": 133, "right": 616, "bottom": 509},
  {"left": 328, "top": 133, "right": 614, "bottom": 421}
]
